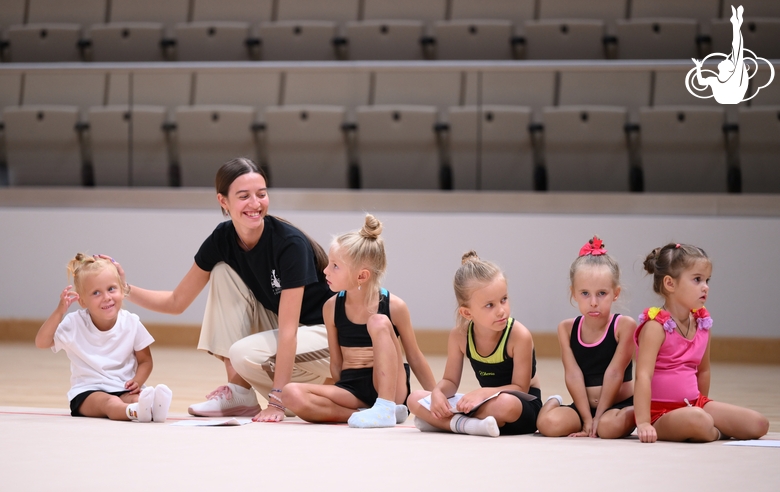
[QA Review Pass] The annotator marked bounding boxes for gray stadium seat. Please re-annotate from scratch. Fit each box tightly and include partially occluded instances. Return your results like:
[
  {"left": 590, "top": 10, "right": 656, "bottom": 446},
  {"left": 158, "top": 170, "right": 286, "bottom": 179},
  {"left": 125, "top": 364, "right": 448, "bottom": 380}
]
[
  {"left": 615, "top": 19, "right": 698, "bottom": 60},
  {"left": 0, "top": 0, "right": 25, "bottom": 29},
  {"left": 5, "top": 24, "right": 82, "bottom": 62},
  {"left": 542, "top": 106, "right": 630, "bottom": 191},
  {"left": 711, "top": 18, "right": 780, "bottom": 61},
  {"left": 735, "top": 0, "right": 780, "bottom": 17},
  {"left": 265, "top": 105, "right": 349, "bottom": 188},
  {"left": 4, "top": 105, "right": 83, "bottom": 186},
  {"left": 362, "top": 0, "right": 446, "bottom": 22},
  {"left": 523, "top": 20, "right": 606, "bottom": 59},
  {"left": 88, "top": 23, "right": 166, "bottom": 61},
  {"left": 175, "top": 105, "right": 257, "bottom": 187},
  {"left": 538, "top": 0, "right": 627, "bottom": 23},
  {"left": 462, "top": 71, "right": 556, "bottom": 120},
  {"left": 275, "top": 0, "right": 359, "bottom": 22},
  {"left": 0, "top": 73, "right": 22, "bottom": 110},
  {"left": 88, "top": 105, "right": 170, "bottom": 187},
  {"left": 653, "top": 68, "right": 723, "bottom": 107},
  {"left": 449, "top": 0, "right": 535, "bottom": 25},
  {"left": 373, "top": 71, "right": 461, "bottom": 111},
  {"left": 355, "top": 105, "right": 441, "bottom": 189},
  {"left": 193, "top": 71, "right": 281, "bottom": 108},
  {"left": 191, "top": 0, "right": 273, "bottom": 23},
  {"left": 558, "top": 69, "right": 652, "bottom": 121},
  {"left": 448, "top": 105, "right": 534, "bottom": 190},
  {"left": 106, "top": 72, "right": 191, "bottom": 108},
  {"left": 630, "top": 0, "right": 720, "bottom": 30},
  {"left": 344, "top": 21, "right": 425, "bottom": 60},
  {"left": 282, "top": 70, "right": 370, "bottom": 119},
  {"left": 639, "top": 106, "right": 728, "bottom": 193},
  {"left": 257, "top": 21, "right": 338, "bottom": 60},
  {"left": 174, "top": 22, "right": 254, "bottom": 61},
  {"left": 27, "top": 0, "right": 107, "bottom": 24},
  {"left": 22, "top": 72, "right": 105, "bottom": 109},
  {"left": 737, "top": 106, "right": 780, "bottom": 193},
  {"left": 109, "top": 0, "right": 189, "bottom": 25},
  {"left": 749, "top": 63, "right": 780, "bottom": 105},
  {"left": 433, "top": 20, "right": 514, "bottom": 60}
]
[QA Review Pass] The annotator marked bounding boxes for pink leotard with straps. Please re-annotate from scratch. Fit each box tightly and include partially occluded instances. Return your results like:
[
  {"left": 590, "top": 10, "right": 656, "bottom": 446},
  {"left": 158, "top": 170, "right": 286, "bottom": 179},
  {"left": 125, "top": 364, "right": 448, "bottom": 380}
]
[{"left": 634, "top": 307, "right": 712, "bottom": 402}]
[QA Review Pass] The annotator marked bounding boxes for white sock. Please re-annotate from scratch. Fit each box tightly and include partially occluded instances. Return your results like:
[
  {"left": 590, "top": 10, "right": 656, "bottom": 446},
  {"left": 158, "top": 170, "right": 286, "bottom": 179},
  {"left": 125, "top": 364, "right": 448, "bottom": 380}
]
[
  {"left": 152, "top": 384, "right": 173, "bottom": 423},
  {"left": 395, "top": 404, "right": 409, "bottom": 424},
  {"left": 348, "top": 398, "right": 396, "bottom": 428},
  {"left": 414, "top": 416, "right": 443, "bottom": 432},
  {"left": 545, "top": 394, "right": 563, "bottom": 406},
  {"left": 136, "top": 386, "right": 155, "bottom": 423},
  {"left": 450, "top": 414, "right": 500, "bottom": 437},
  {"left": 126, "top": 403, "right": 139, "bottom": 421}
]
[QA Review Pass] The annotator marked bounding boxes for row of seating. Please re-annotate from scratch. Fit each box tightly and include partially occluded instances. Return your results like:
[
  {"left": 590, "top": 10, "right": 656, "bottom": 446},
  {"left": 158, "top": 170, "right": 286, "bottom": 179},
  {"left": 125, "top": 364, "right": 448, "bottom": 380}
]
[
  {"left": 2, "top": 0, "right": 778, "bottom": 27},
  {"left": 3, "top": 103, "right": 778, "bottom": 193},
  {"left": 4, "top": 17, "right": 779, "bottom": 62},
  {"left": 2, "top": 65, "right": 778, "bottom": 119}
]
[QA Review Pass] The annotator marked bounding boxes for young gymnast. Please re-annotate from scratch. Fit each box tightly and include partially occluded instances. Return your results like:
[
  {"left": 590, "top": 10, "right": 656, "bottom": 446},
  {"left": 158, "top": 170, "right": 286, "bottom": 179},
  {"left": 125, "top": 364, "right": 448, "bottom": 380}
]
[
  {"left": 635, "top": 243, "right": 769, "bottom": 443},
  {"left": 35, "top": 254, "right": 172, "bottom": 422},
  {"left": 283, "top": 215, "right": 436, "bottom": 427},
  {"left": 407, "top": 251, "right": 541, "bottom": 437},
  {"left": 536, "top": 236, "right": 637, "bottom": 438}
]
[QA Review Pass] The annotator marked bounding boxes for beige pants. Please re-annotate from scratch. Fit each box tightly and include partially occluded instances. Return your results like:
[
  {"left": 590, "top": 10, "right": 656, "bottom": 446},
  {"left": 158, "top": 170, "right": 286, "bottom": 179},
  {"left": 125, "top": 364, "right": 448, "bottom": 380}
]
[{"left": 198, "top": 263, "right": 330, "bottom": 396}]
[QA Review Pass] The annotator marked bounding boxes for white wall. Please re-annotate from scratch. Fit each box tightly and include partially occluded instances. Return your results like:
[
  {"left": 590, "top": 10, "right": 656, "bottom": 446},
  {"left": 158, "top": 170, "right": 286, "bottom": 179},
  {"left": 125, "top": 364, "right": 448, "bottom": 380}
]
[{"left": 2, "top": 204, "right": 779, "bottom": 338}]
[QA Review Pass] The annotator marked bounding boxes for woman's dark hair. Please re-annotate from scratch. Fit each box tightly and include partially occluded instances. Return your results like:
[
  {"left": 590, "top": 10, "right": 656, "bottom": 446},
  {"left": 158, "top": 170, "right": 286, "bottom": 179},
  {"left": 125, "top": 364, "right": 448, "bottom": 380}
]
[{"left": 215, "top": 157, "right": 328, "bottom": 272}]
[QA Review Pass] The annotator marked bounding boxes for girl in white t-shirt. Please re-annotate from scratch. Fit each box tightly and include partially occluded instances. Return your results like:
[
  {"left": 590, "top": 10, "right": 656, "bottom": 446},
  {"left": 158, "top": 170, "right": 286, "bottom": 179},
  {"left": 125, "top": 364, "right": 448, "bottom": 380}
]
[{"left": 35, "top": 254, "right": 172, "bottom": 422}]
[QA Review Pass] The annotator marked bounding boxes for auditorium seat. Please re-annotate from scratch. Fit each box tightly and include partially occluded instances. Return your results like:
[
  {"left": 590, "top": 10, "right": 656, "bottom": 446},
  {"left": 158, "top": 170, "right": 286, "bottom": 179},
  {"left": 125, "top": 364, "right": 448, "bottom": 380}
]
[
  {"left": 282, "top": 70, "right": 370, "bottom": 119},
  {"left": 629, "top": 0, "right": 720, "bottom": 31},
  {"left": 4, "top": 105, "right": 83, "bottom": 186},
  {"left": 175, "top": 105, "right": 257, "bottom": 187},
  {"left": 448, "top": 105, "right": 534, "bottom": 190},
  {"left": 373, "top": 70, "right": 461, "bottom": 111},
  {"left": 106, "top": 72, "right": 191, "bottom": 108},
  {"left": 711, "top": 18, "right": 780, "bottom": 61},
  {"left": 22, "top": 72, "right": 105, "bottom": 109},
  {"left": 462, "top": 70, "right": 556, "bottom": 120},
  {"left": 639, "top": 106, "right": 727, "bottom": 193},
  {"left": 737, "top": 106, "right": 780, "bottom": 193},
  {"left": 735, "top": 0, "right": 780, "bottom": 17},
  {"left": 449, "top": 0, "right": 535, "bottom": 25},
  {"left": 88, "top": 105, "right": 170, "bottom": 186},
  {"left": 538, "top": 0, "right": 627, "bottom": 26},
  {"left": 433, "top": 20, "right": 514, "bottom": 60},
  {"left": 265, "top": 105, "right": 350, "bottom": 188},
  {"left": 542, "top": 106, "right": 630, "bottom": 191},
  {"left": 362, "top": 0, "right": 446, "bottom": 23},
  {"left": 344, "top": 21, "right": 426, "bottom": 60},
  {"left": 190, "top": 0, "right": 273, "bottom": 23},
  {"left": 557, "top": 69, "right": 652, "bottom": 122},
  {"left": 614, "top": 19, "right": 699, "bottom": 59},
  {"left": 193, "top": 70, "right": 281, "bottom": 109},
  {"left": 749, "top": 64, "right": 780, "bottom": 106},
  {"left": 653, "top": 68, "right": 723, "bottom": 107},
  {"left": 0, "top": 73, "right": 21, "bottom": 110},
  {"left": 257, "top": 21, "right": 339, "bottom": 60},
  {"left": 174, "top": 22, "right": 255, "bottom": 61},
  {"left": 109, "top": 0, "right": 189, "bottom": 26},
  {"left": 5, "top": 24, "right": 82, "bottom": 62},
  {"left": 523, "top": 20, "right": 606, "bottom": 59},
  {"left": 275, "top": 0, "right": 359, "bottom": 22},
  {"left": 88, "top": 23, "right": 167, "bottom": 61},
  {"left": 355, "top": 105, "right": 441, "bottom": 189},
  {"left": 27, "top": 0, "right": 106, "bottom": 25}
]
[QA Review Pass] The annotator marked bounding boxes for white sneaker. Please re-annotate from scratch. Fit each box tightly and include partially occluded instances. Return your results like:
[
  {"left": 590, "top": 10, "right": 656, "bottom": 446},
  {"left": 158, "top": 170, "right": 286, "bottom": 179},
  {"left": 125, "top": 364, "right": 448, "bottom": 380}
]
[{"left": 187, "top": 384, "right": 261, "bottom": 417}]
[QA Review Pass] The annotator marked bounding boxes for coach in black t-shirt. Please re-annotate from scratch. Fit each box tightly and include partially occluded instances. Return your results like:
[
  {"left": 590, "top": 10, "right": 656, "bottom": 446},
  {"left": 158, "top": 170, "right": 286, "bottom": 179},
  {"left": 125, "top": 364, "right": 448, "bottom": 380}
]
[{"left": 119, "top": 157, "right": 333, "bottom": 422}]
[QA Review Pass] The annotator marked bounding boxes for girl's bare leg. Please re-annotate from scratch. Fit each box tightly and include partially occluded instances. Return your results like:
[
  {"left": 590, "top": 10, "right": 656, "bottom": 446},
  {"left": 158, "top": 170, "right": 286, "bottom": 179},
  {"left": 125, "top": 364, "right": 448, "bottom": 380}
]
[
  {"left": 653, "top": 407, "right": 719, "bottom": 442},
  {"left": 536, "top": 398, "right": 582, "bottom": 437},
  {"left": 283, "top": 383, "right": 364, "bottom": 423},
  {"left": 703, "top": 401, "right": 769, "bottom": 440},
  {"left": 596, "top": 407, "right": 636, "bottom": 439}
]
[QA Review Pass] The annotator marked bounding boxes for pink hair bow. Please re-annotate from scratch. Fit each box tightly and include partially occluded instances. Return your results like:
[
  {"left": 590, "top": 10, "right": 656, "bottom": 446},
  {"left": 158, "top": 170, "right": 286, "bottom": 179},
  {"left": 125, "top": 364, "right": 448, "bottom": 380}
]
[{"left": 579, "top": 236, "right": 607, "bottom": 257}]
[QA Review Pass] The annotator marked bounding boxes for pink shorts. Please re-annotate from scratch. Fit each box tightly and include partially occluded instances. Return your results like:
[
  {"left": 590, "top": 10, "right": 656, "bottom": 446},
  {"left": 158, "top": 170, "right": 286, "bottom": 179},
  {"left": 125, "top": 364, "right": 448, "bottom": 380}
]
[{"left": 649, "top": 395, "right": 713, "bottom": 424}]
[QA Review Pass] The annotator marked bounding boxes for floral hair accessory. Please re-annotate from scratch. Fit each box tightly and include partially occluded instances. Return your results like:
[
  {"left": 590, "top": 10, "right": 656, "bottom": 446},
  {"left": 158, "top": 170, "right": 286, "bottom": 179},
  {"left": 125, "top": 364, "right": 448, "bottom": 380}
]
[
  {"left": 675, "top": 243, "right": 681, "bottom": 248},
  {"left": 579, "top": 236, "right": 608, "bottom": 257}
]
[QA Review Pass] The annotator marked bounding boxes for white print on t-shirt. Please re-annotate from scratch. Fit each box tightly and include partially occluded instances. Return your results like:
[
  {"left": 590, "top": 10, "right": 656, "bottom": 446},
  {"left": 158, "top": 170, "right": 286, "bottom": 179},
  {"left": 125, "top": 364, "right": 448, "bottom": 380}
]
[{"left": 271, "top": 270, "right": 281, "bottom": 295}]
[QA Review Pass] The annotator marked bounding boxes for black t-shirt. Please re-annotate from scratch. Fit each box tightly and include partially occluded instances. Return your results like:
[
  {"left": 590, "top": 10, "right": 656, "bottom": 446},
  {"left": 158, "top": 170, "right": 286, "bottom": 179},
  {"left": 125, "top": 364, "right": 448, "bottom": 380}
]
[{"left": 194, "top": 216, "right": 333, "bottom": 325}]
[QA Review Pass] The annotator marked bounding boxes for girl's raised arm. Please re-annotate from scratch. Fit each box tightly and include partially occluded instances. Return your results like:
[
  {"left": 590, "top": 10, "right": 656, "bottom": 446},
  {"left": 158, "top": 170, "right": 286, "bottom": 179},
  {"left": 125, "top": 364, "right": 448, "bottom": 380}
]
[
  {"left": 35, "top": 286, "right": 79, "bottom": 349},
  {"left": 389, "top": 294, "right": 436, "bottom": 391}
]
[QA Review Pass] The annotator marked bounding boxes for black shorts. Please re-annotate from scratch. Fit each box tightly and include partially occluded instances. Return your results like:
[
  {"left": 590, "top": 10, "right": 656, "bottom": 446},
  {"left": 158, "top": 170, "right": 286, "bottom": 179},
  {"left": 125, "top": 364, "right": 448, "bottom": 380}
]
[
  {"left": 566, "top": 395, "right": 634, "bottom": 425},
  {"left": 335, "top": 363, "right": 411, "bottom": 407},
  {"left": 69, "top": 390, "right": 129, "bottom": 417},
  {"left": 499, "top": 386, "right": 543, "bottom": 436}
]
